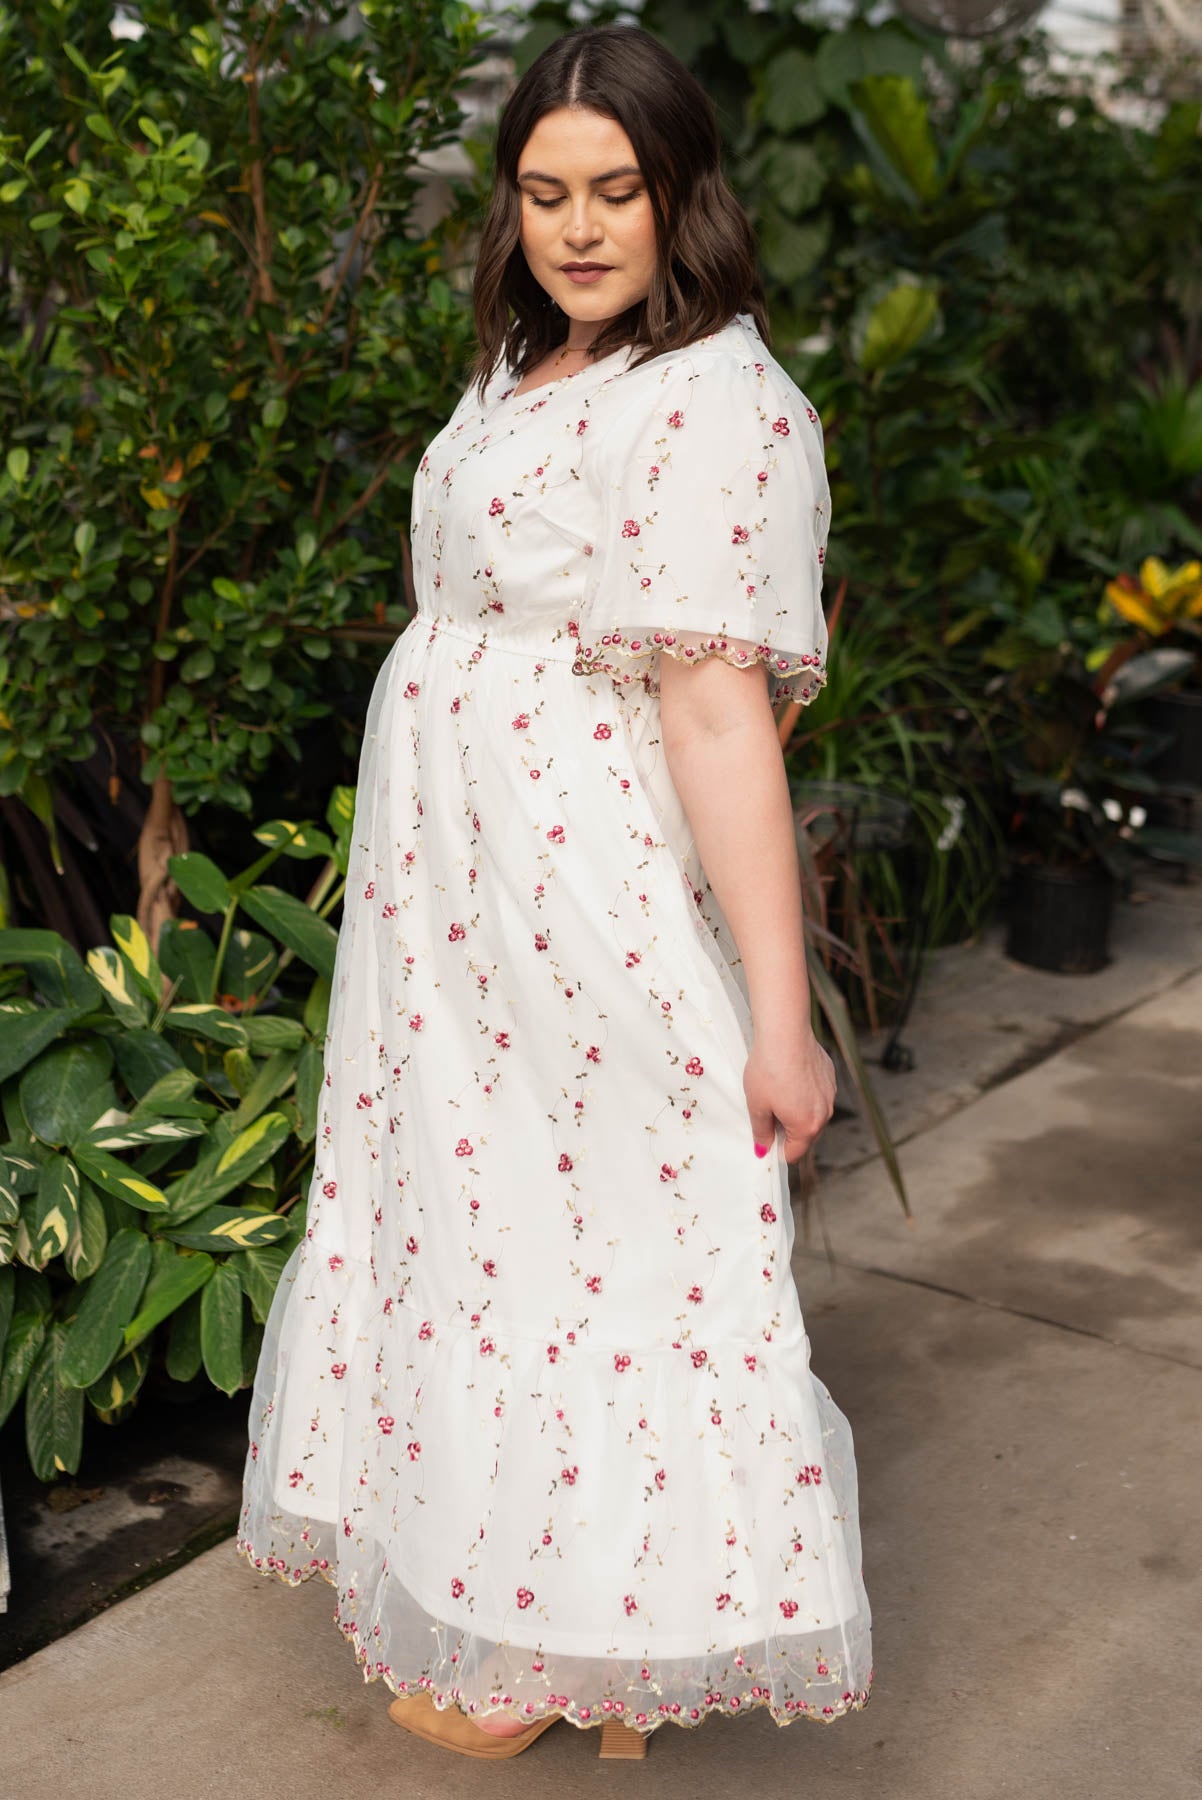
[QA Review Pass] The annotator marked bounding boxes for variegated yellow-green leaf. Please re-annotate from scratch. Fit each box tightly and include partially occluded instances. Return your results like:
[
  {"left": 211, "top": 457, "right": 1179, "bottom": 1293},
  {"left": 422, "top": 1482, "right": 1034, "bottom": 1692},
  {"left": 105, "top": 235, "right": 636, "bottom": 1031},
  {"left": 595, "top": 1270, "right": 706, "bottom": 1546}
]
[
  {"left": 34, "top": 1154, "right": 79, "bottom": 1265},
  {"left": 65, "top": 1178, "right": 108, "bottom": 1282},
  {"left": 252, "top": 819, "right": 335, "bottom": 861},
  {"left": 200, "top": 1260, "right": 244, "bottom": 1395},
  {"left": 325, "top": 786, "right": 355, "bottom": 840},
  {"left": 166, "top": 1205, "right": 290, "bottom": 1253},
  {"left": 163, "top": 1113, "right": 289, "bottom": 1225},
  {"left": 87, "top": 1342, "right": 149, "bottom": 1414},
  {"left": 216, "top": 1110, "right": 288, "bottom": 1180},
  {"left": 163, "top": 1003, "right": 249, "bottom": 1047},
  {"left": 0, "top": 1221, "right": 17, "bottom": 1267},
  {"left": 12, "top": 1203, "right": 35, "bottom": 1268},
  {"left": 86, "top": 946, "right": 151, "bottom": 1027},
  {"left": 109, "top": 914, "right": 163, "bottom": 1002},
  {"left": 72, "top": 1144, "right": 169, "bottom": 1211},
  {"left": 76, "top": 1117, "right": 205, "bottom": 1154},
  {"left": 59, "top": 1228, "right": 151, "bottom": 1389},
  {"left": 123, "top": 1242, "right": 215, "bottom": 1351},
  {"left": 25, "top": 1321, "right": 85, "bottom": 1480}
]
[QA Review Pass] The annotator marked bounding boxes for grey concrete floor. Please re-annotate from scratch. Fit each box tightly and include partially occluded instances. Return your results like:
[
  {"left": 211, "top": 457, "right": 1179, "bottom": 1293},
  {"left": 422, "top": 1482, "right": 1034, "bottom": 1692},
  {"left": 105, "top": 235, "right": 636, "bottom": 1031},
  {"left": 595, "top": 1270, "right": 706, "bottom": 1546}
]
[{"left": 1, "top": 891, "right": 1200, "bottom": 1800}]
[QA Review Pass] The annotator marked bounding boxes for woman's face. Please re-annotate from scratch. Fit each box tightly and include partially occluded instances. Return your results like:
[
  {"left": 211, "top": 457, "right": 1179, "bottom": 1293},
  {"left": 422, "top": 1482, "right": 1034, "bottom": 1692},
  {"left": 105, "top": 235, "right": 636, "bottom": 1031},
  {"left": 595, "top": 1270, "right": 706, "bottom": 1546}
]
[{"left": 516, "top": 106, "right": 657, "bottom": 333}]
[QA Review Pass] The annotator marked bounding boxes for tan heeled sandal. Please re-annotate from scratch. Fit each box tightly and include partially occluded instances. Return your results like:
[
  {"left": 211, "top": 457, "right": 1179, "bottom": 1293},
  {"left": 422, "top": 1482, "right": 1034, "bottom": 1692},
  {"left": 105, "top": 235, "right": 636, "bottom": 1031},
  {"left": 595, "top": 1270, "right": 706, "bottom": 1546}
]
[
  {"left": 598, "top": 1718, "right": 649, "bottom": 1759},
  {"left": 387, "top": 1690, "right": 563, "bottom": 1758}
]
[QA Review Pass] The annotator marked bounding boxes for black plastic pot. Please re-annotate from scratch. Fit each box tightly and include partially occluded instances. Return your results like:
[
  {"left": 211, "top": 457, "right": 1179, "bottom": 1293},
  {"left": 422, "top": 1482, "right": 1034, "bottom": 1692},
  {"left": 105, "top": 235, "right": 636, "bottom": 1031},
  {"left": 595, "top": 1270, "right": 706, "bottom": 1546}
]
[{"left": 1005, "top": 857, "right": 1116, "bottom": 974}]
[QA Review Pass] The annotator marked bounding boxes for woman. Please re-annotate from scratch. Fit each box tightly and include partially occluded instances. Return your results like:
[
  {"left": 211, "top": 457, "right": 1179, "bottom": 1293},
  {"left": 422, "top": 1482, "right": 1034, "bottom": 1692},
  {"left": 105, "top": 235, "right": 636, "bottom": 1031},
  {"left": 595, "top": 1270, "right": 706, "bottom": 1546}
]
[{"left": 237, "top": 22, "right": 874, "bottom": 1762}]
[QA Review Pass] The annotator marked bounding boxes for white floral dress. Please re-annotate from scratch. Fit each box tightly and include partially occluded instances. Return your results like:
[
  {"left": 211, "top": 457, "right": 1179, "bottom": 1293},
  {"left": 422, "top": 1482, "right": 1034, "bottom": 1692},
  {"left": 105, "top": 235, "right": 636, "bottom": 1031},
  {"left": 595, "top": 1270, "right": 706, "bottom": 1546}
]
[{"left": 237, "top": 310, "right": 874, "bottom": 1734}]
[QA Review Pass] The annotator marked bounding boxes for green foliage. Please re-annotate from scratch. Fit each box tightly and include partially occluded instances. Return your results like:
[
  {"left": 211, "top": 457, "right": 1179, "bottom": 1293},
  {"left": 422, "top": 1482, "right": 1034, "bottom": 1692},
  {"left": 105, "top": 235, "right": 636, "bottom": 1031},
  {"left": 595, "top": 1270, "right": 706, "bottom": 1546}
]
[
  {"left": 0, "top": 784, "right": 357, "bottom": 1475},
  {"left": 0, "top": 0, "right": 485, "bottom": 816}
]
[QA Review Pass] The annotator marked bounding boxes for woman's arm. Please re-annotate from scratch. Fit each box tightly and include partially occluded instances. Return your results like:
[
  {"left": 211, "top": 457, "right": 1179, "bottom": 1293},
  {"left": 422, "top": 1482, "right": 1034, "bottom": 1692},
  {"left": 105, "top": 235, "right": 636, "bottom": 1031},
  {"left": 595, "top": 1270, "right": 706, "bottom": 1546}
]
[{"left": 658, "top": 651, "right": 836, "bottom": 1164}]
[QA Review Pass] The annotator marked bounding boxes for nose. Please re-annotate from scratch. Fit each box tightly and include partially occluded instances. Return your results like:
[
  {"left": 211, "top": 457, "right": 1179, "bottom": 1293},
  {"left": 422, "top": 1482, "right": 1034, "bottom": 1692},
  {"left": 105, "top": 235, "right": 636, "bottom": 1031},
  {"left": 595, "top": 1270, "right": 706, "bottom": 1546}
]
[{"left": 562, "top": 196, "right": 604, "bottom": 251}]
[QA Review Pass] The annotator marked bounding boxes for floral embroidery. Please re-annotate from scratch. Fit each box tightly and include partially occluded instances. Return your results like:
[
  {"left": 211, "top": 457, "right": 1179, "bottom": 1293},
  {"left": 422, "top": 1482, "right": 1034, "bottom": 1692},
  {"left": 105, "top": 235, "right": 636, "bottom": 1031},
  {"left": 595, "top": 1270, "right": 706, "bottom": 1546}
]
[{"left": 237, "top": 311, "right": 872, "bottom": 1735}]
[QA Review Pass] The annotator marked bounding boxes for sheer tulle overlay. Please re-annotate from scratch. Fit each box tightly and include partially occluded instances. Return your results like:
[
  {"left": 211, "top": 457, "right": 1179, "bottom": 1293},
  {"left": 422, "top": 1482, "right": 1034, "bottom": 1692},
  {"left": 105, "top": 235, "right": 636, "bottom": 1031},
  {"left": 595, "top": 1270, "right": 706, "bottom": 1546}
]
[{"left": 237, "top": 312, "right": 873, "bottom": 1732}]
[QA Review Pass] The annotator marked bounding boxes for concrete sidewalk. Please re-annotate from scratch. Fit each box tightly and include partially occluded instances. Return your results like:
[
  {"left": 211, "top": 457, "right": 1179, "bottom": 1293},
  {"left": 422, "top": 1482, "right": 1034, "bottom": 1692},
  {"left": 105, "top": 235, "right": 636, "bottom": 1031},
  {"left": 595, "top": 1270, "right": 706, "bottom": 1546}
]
[{"left": 1, "top": 963, "right": 1199, "bottom": 1800}]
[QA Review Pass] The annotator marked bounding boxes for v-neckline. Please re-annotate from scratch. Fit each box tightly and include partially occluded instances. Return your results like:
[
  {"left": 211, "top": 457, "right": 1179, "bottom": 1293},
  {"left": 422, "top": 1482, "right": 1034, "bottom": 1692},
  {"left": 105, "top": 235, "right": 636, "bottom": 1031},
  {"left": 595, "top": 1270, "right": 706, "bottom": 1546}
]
[{"left": 493, "top": 341, "right": 634, "bottom": 412}]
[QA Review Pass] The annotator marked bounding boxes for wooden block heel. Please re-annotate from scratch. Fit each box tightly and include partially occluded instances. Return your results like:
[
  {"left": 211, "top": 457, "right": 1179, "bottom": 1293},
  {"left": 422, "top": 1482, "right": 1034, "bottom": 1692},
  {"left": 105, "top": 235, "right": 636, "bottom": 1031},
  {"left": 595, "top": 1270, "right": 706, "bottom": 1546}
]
[{"left": 598, "top": 1718, "right": 649, "bottom": 1759}]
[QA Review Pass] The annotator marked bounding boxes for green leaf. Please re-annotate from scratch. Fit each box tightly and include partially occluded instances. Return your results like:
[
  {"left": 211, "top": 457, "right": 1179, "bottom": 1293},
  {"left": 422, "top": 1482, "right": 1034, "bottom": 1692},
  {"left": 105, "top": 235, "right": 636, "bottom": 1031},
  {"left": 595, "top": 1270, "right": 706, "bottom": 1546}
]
[
  {"left": 167, "top": 852, "right": 233, "bottom": 914},
  {"left": 241, "top": 1015, "right": 306, "bottom": 1053},
  {"left": 0, "top": 1307, "right": 46, "bottom": 1429},
  {"left": 59, "top": 1227, "right": 152, "bottom": 1389},
  {"left": 6, "top": 447, "right": 30, "bottom": 485},
  {"left": 294, "top": 1038, "right": 323, "bottom": 1143},
  {"left": 165, "top": 1205, "right": 290, "bottom": 1253},
  {"left": 158, "top": 919, "right": 217, "bottom": 1004},
  {"left": 74, "top": 520, "right": 97, "bottom": 560},
  {"left": 130, "top": 1066, "right": 215, "bottom": 1121},
  {"left": 761, "top": 49, "right": 827, "bottom": 133},
  {"left": 72, "top": 1145, "right": 169, "bottom": 1213},
  {"left": 165, "top": 1289, "right": 204, "bottom": 1381},
  {"left": 19, "top": 1039, "right": 115, "bottom": 1144},
  {"left": 219, "top": 928, "right": 278, "bottom": 1002},
  {"left": 849, "top": 75, "right": 941, "bottom": 205},
  {"left": 113, "top": 1028, "right": 185, "bottom": 1099},
  {"left": 760, "top": 142, "right": 826, "bottom": 217},
  {"left": 0, "top": 929, "right": 104, "bottom": 1010},
  {"left": 851, "top": 274, "right": 942, "bottom": 375},
  {"left": 26, "top": 1322, "right": 85, "bottom": 1479},
  {"left": 261, "top": 397, "right": 287, "bottom": 429},
  {"left": 238, "top": 886, "right": 338, "bottom": 978},
  {"left": 122, "top": 1241, "right": 215, "bottom": 1351},
  {"left": 84, "top": 113, "right": 118, "bottom": 143},
  {"left": 237, "top": 1242, "right": 291, "bottom": 1323},
  {"left": 200, "top": 1261, "right": 244, "bottom": 1394}
]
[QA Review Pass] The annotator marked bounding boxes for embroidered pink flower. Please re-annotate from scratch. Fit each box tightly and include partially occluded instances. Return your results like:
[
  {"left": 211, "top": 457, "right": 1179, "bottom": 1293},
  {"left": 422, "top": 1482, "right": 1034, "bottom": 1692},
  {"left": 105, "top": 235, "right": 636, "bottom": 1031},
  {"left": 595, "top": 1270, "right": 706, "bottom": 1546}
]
[
  {"left": 448, "top": 921, "right": 466, "bottom": 941},
  {"left": 378, "top": 1416, "right": 395, "bottom": 1434},
  {"left": 761, "top": 1202, "right": 777, "bottom": 1223},
  {"left": 772, "top": 416, "right": 790, "bottom": 436},
  {"left": 558, "top": 1153, "right": 573, "bottom": 1172},
  {"left": 614, "top": 1353, "right": 631, "bottom": 1371},
  {"left": 731, "top": 524, "right": 749, "bottom": 544},
  {"left": 489, "top": 497, "right": 505, "bottom": 515},
  {"left": 451, "top": 1577, "right": 465, "bottom": 1598},
  {"left": 780, "top": 1599, "right": 799, "bottom": 1619},
  {"left": 668, "top": 409, "right": 684, "bottom": 428},
  {"left": 685, "top": 1057, "right": 704, "bottom": 1076},
  {"left": 620, "top": 519, "right": 640, "bottom": 538}
]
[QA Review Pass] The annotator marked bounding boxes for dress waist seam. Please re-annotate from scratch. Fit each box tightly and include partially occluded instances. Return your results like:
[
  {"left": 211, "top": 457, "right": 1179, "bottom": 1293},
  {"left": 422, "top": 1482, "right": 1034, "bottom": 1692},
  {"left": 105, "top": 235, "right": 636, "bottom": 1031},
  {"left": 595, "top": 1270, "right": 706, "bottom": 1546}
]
[{"left": 412, "top": 610, "right": 580, "bottom": 665}]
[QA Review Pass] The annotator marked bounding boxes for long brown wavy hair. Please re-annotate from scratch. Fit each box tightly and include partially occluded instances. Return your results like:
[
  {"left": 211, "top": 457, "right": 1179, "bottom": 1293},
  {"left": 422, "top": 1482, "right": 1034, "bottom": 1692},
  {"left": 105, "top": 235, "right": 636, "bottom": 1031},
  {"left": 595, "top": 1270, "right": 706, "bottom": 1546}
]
[{"left": 468, "top": 24, "right": 771, "bottom": 399}]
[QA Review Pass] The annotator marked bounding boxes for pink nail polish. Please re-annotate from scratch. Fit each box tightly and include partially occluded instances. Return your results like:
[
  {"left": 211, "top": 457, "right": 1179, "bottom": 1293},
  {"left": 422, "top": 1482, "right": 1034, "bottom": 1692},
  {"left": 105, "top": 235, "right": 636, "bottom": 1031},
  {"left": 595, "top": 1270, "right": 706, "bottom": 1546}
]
[{"left": 754, "top": 1142, "right": 768, "bottom": 1158}]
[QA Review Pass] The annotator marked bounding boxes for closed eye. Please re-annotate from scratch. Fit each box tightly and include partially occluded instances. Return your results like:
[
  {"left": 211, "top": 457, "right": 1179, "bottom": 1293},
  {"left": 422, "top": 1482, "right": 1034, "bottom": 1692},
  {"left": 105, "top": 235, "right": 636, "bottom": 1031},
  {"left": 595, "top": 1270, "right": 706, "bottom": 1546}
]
[{"left": 528, "top": 192, "right": 641, "bottom": 209}]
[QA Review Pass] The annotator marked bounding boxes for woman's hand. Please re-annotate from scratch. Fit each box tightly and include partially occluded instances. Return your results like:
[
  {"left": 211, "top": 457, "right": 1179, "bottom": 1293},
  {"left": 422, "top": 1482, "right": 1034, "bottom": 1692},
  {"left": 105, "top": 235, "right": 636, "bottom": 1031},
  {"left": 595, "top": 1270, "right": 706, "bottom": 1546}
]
[{"left": 744, "top": 1028, "right": 837, "bottom": 1164}]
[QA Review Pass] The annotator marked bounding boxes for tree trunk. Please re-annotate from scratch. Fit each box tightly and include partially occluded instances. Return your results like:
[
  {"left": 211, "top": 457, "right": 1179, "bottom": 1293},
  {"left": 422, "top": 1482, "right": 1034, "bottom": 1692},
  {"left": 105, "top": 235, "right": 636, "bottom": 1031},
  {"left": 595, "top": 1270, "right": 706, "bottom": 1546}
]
[{"left": 136, "top": 771, "right": 190, "bottom": 958}]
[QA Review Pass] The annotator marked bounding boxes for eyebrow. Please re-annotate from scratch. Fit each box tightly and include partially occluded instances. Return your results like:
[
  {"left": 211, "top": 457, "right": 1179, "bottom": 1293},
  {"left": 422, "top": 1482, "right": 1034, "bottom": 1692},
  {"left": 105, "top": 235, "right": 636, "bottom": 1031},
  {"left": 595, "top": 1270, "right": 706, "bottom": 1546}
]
[{"left": 516, "top": 165, "right": 642, "bottom": 186}]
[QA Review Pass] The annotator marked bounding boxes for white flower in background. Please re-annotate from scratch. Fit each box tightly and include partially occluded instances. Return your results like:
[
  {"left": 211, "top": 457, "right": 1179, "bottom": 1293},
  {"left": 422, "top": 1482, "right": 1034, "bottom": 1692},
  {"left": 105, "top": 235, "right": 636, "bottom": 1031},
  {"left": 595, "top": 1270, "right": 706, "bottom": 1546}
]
[
  {"left": 1130, "top": 805, "right": 1147, "bottom": 829},
  {"left": 1101, "top": 797, "right": 1123, "bottom": 822},
  {"left": 936, "top": 794, "right": 966, "bottom": 852},
  {"left": 1060, "top": 787, "right": 1091, "bottom": 813}
]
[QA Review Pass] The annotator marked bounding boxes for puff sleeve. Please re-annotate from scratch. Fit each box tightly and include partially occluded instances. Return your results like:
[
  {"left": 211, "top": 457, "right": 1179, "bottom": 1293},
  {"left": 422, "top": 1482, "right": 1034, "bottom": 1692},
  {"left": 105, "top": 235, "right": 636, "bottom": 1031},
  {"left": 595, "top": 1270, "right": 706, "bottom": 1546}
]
[{"left": 570, "top": 349, "right": 831, "bottom": 707}]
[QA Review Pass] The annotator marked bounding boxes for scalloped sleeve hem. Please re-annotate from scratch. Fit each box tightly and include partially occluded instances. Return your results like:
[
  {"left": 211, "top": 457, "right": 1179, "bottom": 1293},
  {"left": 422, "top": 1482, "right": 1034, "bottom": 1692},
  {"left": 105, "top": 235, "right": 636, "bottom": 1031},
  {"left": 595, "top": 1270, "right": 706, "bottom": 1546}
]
[{"left": 570, "top": 626, "right": 829, "bottom": 708}]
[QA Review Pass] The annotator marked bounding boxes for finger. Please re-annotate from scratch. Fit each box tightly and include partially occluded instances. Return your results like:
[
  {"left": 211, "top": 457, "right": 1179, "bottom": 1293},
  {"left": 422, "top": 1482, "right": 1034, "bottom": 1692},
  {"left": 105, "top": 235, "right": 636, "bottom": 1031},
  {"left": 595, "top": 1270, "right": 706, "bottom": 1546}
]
[{"left": 748, "top": 1107, "right": 777, "bottom": 1157}]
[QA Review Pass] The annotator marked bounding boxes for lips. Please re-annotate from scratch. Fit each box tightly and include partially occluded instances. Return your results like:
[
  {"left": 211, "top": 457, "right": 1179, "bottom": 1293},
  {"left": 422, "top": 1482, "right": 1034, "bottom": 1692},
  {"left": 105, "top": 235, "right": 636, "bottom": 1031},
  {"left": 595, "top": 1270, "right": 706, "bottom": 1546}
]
[{"left": 561, "top": 263, "right": 612, "bottom": 272}]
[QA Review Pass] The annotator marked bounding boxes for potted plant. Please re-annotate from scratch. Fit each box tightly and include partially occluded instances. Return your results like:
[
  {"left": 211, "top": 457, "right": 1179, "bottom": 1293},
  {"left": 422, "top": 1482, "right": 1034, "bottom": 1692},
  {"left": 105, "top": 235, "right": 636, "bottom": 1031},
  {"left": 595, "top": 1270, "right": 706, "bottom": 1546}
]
[
  {"left": 1102, "top": 558, "right": 1202, "bottom": 795},
  {"left": 1000, "top": 644, "right": 1196, "bottom": 973}
]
